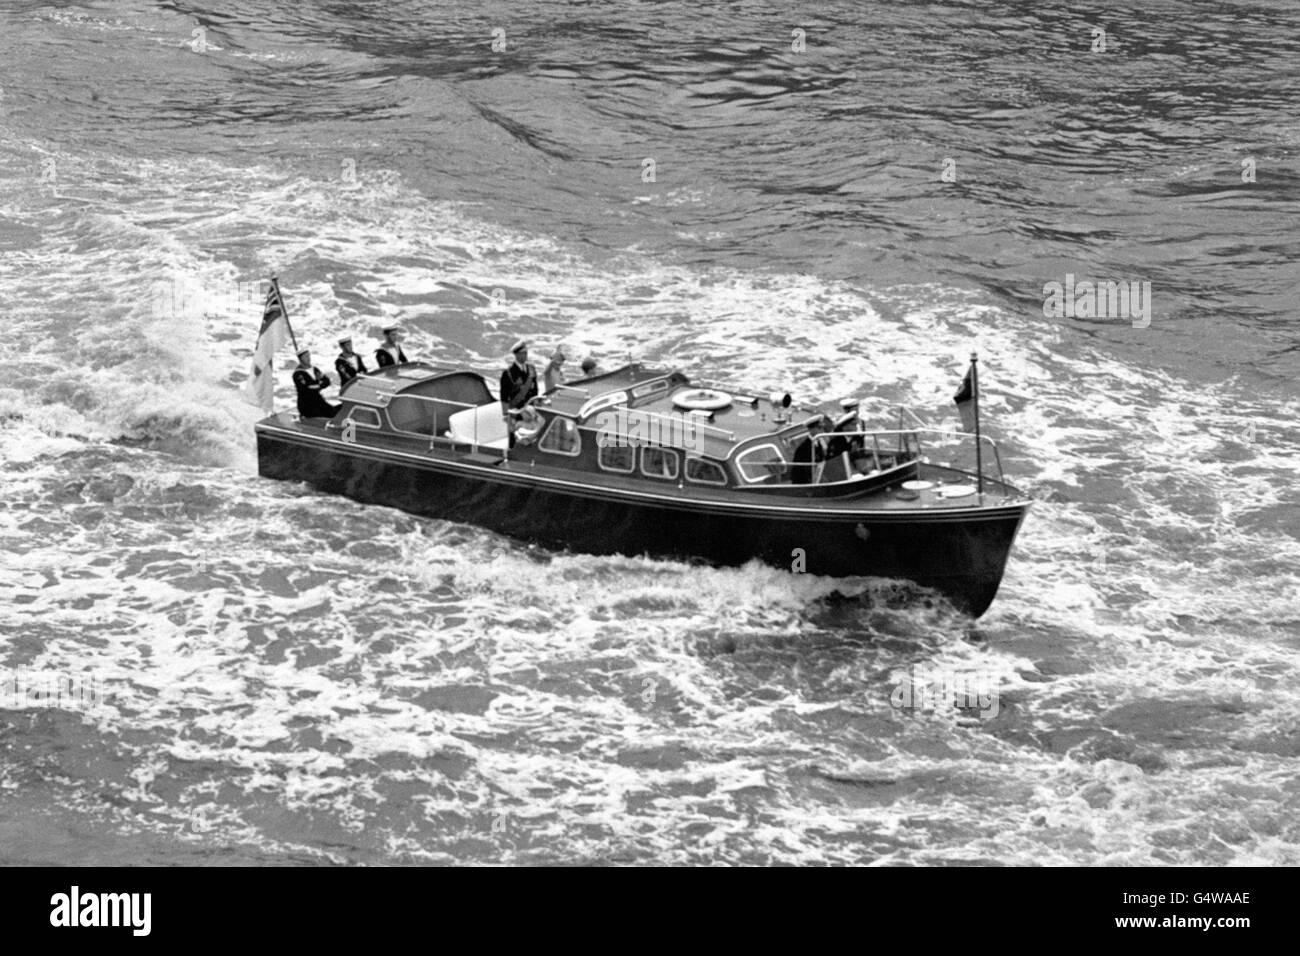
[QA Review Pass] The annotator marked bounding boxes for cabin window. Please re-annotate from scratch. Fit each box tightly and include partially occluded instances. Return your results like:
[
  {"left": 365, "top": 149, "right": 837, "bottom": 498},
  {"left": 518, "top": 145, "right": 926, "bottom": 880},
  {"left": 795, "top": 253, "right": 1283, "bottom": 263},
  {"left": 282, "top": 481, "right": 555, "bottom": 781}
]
[
  {"left": 345, "top": 407, "right": 381, "bottom": 429},
  {"left": 685, "top": 457, "right": 727, "bottom": 486},
  {"left": 640, "top": 446, "right": 679, "bottom": 480},
  {"left": 539, "top": 417, "right": 581, "bottom": 456},
  {"left": 385, "top": 396, "right": 437, "bottom": 435},
  {"left": 735, "top": 443, "right": 787, "bottom": 484},
  {"left": 385, "top": 374, "right": 494, "bottom": 437},
  {"left": 597, "top": 443, "right": 634, "bottom": 474}
]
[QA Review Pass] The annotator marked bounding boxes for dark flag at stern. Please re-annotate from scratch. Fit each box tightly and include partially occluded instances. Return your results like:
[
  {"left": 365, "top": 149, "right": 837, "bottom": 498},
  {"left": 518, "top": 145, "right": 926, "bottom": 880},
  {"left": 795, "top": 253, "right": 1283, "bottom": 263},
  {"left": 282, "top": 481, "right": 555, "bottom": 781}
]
[
  {"left": 953, "top": 360, "right": 977, "bottom": 434},
  {"left": 953, "top": 353, "right": 984, "bottom": 494}
]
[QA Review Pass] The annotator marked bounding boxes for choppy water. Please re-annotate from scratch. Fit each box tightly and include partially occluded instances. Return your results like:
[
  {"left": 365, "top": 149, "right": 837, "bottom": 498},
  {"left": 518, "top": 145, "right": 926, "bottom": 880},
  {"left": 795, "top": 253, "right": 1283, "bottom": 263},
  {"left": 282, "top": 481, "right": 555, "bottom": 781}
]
[{"left": 1, "top": 0, "right": 1299, "bottom": 865}]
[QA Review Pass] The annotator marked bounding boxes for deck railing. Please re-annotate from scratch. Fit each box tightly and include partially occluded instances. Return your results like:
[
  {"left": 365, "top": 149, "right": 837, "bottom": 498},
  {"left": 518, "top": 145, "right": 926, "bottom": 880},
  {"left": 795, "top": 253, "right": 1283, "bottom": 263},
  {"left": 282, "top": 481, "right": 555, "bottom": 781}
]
[
  {"left": 737, "top": 427, "right": 1006, "bottom": 488},
  {"left": 835, "top": 428, "right": 1006, "bottom": 487}
]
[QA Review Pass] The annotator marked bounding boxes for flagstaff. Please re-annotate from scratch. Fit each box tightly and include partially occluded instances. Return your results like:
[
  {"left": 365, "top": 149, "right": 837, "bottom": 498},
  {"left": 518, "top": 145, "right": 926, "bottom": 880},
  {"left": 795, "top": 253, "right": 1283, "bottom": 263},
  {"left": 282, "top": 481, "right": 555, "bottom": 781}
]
[
  {"left": 240, "top": 276, "right": 297, "bottom": 414},
  {"left": 952, "top": 353, "right": 983, "bottom": 498},
  {"left": 972, "top": 351, "right": 983, "bottom": 499}
]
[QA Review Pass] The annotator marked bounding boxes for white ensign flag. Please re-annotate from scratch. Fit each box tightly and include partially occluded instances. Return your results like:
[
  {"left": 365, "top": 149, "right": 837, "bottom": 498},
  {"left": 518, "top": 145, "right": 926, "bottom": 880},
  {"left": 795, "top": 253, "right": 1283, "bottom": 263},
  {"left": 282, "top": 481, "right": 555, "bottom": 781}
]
[{"left": 241, "top": 283, "right": 290, "bottom": 412}]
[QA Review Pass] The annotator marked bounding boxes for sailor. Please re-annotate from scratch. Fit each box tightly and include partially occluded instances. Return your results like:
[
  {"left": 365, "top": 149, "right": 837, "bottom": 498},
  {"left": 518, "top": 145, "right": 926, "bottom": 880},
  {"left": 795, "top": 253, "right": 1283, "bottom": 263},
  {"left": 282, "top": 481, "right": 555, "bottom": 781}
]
[
  {"left": 334, "top": 336, "right": 368, "bottom": 387},
  {"left": 543, "top": 347, "right": 566, "bottom": 394},
  {"left": 500, "top": 339, "right": 539, "bottom": 447},
  {"left": 826, "top": 400, "right": 863, "bottom": 460},
  {"left": 790, "top": 416, "right": 829, "bottom": 485},
  {"left": 292, "top": 348, "right": 340, "bottom": 419},
  {"left": 580, "top": 356, "right": 598, "bottom": 377},
  {"left": 374, "top": 325, "right": 409, "bottom": 368}
]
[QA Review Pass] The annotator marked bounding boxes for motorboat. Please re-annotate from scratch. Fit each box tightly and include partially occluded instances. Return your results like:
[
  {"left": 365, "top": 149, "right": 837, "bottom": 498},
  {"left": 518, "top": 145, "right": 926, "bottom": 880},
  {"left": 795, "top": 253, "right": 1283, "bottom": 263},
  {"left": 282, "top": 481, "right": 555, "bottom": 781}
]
[{"left": 254, "top": 362, "right": 1031, "bottom": 616}]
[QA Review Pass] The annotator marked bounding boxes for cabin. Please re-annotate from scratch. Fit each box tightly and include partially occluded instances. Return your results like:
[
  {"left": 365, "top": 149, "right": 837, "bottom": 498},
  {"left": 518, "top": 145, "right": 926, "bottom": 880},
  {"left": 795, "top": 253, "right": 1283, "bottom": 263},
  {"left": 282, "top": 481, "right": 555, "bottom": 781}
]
[{"left": 313, "top": 362, "right": 921, "bottom": 495}]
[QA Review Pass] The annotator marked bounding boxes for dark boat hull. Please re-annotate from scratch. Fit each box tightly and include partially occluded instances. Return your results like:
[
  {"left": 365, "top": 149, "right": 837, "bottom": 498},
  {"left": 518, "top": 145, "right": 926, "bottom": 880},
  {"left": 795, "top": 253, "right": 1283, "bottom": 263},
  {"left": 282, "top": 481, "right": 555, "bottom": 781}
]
[{"left": 257, "top": 427, "right": 1027, "bottom": 617}]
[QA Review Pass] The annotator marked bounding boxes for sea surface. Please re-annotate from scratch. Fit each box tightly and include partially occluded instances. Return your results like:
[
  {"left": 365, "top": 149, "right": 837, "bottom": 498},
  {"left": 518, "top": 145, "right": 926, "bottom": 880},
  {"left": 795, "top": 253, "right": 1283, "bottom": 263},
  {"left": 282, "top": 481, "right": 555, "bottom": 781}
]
[{"left": 1, "top": 0, "right": 1298, "bottom": 865}]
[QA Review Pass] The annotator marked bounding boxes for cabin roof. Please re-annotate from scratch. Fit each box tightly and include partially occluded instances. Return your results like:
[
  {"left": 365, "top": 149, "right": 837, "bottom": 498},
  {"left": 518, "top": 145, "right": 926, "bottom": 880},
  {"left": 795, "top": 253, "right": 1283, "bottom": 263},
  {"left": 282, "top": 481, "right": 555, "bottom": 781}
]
[
  {"left": 342, "top": 362, "right": 476, "bottom": 406},
  {"left": 342, "top": 361, "right": 830, "bottom": 457},
  {"left": 544, "top": 363, "right": 832, "bottom": 457}
]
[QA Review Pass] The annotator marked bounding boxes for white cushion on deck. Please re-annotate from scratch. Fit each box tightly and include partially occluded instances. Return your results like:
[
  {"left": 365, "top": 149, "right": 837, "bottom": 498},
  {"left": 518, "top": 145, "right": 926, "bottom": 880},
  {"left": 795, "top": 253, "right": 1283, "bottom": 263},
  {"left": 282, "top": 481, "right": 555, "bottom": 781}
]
[{"left": 447, "top": 403, "right": 509, "bottom": 450}]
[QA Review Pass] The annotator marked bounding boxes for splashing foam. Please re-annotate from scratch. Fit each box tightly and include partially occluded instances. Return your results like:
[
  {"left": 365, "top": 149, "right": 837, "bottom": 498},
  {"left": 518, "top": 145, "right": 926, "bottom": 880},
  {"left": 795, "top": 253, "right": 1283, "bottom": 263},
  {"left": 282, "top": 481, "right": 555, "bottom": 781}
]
[{"left": 5, "top": 145, "right": 1300, "bottom": 864}]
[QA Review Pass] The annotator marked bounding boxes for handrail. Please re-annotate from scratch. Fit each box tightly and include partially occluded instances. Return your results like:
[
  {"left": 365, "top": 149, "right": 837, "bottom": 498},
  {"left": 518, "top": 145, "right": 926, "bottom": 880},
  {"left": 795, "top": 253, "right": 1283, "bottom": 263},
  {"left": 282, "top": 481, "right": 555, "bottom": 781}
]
[
  {"left": 731, "top": 426, "right": 1006, "bottom": 489},
  {"left": 732, "top": 447, "right": 915, "bottom": 488},
  {"left": 824, "top": 426, "right": 985, "bottom": 441},
  {"left": 814, "top": 427, "right": 1005, "bottom": 485}
]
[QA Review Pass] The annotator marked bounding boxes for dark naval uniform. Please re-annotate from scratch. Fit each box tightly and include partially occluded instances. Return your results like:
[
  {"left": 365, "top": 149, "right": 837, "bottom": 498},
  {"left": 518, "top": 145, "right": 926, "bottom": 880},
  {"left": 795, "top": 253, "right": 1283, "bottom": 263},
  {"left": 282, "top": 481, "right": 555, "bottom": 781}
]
[
  {"left": 374, "top": 344, "right": 408, "bottom": 368},
  {"left": 500, "top": 361, "right": 538, "bottom": 412},
  {"left": 499, "top": 361, "right": 538, "bottom": 447},
  {"left": 335, "top": 351, "right": 368, "bottom": 386},
  {"left": 293, "top": 365, "right": 339, "bottom": 419}
]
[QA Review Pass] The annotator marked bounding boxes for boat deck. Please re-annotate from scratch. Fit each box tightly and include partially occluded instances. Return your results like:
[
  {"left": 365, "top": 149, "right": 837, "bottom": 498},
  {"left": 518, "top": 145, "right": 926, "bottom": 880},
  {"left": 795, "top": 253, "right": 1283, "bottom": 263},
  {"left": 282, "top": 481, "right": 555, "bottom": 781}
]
[{"left": 544, "top": 365, "right": 828, "bottom": 444}]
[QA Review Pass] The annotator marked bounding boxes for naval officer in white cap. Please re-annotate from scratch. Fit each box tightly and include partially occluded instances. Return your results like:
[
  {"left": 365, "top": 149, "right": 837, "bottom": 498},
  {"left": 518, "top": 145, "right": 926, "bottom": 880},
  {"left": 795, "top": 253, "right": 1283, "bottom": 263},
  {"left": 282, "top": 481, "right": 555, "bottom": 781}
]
[{"left": 500, "top": 339, "right": 539, "bottom": 448}]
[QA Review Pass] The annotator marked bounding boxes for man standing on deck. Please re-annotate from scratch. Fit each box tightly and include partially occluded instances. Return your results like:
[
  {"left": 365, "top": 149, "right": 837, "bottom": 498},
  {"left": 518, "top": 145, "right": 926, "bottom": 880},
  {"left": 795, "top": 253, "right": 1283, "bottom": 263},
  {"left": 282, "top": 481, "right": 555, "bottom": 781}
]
[
  {"left": 543, "top": 347, "right": 566, "bottom": 394},
  {"left": 292, "top": 348, "right": 340, "bottom": 419},
  {"left": 500, "top": 339, "right": 539, "bottom": 448},
  {"left": 374, "top": 325, "right": 408, "bottom": 368},
  {"left": 334, "top": 336, "right": 368, "bottom": 387}
]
